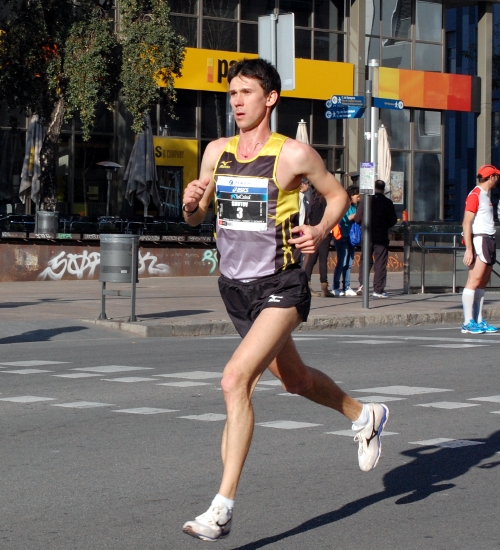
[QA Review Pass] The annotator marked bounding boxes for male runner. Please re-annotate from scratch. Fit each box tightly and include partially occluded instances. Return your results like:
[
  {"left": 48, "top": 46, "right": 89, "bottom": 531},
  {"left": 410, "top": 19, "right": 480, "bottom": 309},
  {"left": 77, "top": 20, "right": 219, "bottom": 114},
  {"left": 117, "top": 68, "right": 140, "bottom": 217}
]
[
  {"left": 461, "top": 164, "right": 500, "bottom": 334},
  {"left": 181, "top": 58, "right": 389, "bottom": 542}
]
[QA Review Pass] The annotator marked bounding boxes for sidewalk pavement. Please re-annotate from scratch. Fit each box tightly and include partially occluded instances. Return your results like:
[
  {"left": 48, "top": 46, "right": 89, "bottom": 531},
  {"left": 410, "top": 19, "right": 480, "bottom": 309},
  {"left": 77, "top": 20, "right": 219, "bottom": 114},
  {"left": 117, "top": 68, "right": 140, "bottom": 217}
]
[{"left": 1, "top": 272, "right": 500, "bottom": 337}]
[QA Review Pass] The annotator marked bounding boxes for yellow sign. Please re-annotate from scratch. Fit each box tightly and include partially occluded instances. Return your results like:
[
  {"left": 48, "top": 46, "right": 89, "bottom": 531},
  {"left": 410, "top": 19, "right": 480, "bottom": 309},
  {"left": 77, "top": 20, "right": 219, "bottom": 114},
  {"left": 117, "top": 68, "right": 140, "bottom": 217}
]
[
  {"left": 153, "top": 137, "right": 198, "bottom": 187},
  {"left": 169, "top": 48, "right": 354, "bottom": 100}
]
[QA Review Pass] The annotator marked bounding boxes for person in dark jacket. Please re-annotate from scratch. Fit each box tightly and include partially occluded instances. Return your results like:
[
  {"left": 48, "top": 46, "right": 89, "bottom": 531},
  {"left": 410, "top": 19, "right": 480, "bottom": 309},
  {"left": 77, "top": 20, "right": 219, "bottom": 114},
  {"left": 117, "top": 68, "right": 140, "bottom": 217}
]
[
  {"left": 303, "top": 186, "right": 335, "bottom": 297},
  {"left": 354, "top": 179, "right": 397, "bottom": 298}
]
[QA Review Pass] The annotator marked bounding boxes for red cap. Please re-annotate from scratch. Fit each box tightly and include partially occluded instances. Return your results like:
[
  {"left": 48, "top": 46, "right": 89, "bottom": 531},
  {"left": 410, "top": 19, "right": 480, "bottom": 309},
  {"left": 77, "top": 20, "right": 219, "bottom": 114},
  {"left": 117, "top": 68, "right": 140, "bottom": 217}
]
[{"left": 477, "top": 164, "right": 500, "bottom": 178}]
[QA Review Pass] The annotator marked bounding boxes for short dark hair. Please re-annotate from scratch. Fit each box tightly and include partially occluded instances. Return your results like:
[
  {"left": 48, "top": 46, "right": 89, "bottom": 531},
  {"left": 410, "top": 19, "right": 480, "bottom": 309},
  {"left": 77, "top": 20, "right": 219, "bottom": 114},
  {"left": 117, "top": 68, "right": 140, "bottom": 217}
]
[
  {"left": 347, "top": 185, "right": 359, "bottom": 197},
  {"left": 375, "top": 180, "right": 386, "bottom": 191},
  {"left": 228, "top": 58, "right": 281, "bottom": 98}
]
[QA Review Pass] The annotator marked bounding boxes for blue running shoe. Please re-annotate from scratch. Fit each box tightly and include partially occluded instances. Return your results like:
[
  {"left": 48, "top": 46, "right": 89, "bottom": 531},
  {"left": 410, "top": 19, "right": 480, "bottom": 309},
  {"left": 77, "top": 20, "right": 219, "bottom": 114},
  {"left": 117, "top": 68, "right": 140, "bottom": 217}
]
[
  {"left": 477, "top": 319, "right": 499, "bottom": 333},
  {"left": 461, "top": 319, "right": 485, "bottom": 334}
]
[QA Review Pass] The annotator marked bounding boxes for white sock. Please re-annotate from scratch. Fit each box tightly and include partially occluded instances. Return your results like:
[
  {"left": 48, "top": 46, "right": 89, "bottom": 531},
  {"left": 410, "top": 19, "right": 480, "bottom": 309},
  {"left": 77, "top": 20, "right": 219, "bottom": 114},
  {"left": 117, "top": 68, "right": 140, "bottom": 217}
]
[
  {"left": 212, "top": 494, "right": 234, "bottom": 511},
  {"left": 462, "top": 288, "right": 475, "bottom": 324},
  {"left": 473, "top": 288, "right": 485, "bottom": 322},
  {"left": 352, "top": 404, "right": 371, "bottom": 431}
]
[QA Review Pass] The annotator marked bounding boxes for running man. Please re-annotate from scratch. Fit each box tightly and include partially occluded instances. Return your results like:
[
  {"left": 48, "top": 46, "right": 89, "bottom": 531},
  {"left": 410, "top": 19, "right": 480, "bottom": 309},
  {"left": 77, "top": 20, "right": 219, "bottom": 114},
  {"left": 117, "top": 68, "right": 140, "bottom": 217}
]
[
  {"left": 461, "top": 164, "right": 500, "bottom": 334},
  {"left": 181, "top": 58, "right": 389, "bottom": 542}
]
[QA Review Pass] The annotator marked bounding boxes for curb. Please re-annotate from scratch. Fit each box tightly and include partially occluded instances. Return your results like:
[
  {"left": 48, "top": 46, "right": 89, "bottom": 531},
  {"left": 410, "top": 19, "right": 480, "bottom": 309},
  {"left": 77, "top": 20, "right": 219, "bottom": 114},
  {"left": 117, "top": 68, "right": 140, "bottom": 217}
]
[{"left": 82, "top": 306, "right": 500, "bottom": 337}]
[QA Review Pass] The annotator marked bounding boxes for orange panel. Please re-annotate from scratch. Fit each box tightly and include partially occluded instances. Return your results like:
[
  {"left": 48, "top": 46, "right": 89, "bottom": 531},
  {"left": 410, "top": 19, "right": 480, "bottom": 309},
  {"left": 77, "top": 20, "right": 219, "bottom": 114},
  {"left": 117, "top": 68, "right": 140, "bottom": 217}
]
[
  {"left": 378, "top": 67, "right": 400, "bottom": 99},
  {"left": 423, "top": 73, "right": 448, "bottom": 110},
  {"left": 399, "top": 70, "right": 425, "bottom": 108},
  {"left": 447, "top": 74, "right": 471, "bottom": 111}
]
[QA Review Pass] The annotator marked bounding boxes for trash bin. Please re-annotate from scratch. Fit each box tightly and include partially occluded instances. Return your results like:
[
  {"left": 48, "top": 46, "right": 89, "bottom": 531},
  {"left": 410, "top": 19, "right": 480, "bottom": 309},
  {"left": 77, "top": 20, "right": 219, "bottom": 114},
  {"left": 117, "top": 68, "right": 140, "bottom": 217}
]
[
  {"left": 99, "top": 234, "right": 139, "bottom": 283},
  {"left": 36, "top": 210, "right": 59, "bottom": 235}
]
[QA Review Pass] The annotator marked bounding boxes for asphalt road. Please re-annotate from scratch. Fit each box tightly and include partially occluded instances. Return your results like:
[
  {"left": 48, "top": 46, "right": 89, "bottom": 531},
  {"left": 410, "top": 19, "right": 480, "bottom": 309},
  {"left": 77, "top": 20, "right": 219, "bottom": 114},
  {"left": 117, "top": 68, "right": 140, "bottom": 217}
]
[{"left": 1, "top": 322, "right": 500, "bottom": 550}]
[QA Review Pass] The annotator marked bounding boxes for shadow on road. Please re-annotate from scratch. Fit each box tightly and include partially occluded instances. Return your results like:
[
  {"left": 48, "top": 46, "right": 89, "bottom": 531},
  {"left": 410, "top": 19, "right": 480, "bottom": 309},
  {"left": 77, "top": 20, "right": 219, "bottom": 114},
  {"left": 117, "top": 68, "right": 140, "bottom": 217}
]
[
  {"left": 138, "top": 309, "right": 214, "bottom": 320},
  {"left": 230, "top": 430, "right": 500, "bottom": 550},
  {"left": 0, "top": 326, "right": 87, "bottom": 344}
]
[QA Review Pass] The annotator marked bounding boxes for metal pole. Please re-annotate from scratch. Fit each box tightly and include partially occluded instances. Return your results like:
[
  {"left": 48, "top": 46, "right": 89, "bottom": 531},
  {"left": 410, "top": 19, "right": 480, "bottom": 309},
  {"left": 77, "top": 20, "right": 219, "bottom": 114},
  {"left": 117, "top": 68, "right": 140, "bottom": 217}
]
[
  {"left": 452, "top": 235, "right": 457, "bottom": 293},
  {"left": 421, "top": 236, "right": 425, "bottom": 294},
  {"left": 270, "top": 13, "right": 278, "bottom": 133},
  {"left": 106, "top": 170, "right": 112, "bottom": 216},
  {"left": 100, "top": 281, "right": 107, "bottom": 319},
  {"left": 129, "top": 237, "right": 138, "bottom": 322}
]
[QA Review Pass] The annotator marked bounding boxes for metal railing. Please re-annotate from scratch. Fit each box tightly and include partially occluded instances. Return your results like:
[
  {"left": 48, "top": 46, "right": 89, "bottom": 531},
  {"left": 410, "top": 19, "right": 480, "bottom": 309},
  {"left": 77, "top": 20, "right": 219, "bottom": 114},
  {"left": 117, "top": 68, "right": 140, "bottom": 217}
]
[{"left": 414, "top": 232, "right": 463, "bottom": 293}]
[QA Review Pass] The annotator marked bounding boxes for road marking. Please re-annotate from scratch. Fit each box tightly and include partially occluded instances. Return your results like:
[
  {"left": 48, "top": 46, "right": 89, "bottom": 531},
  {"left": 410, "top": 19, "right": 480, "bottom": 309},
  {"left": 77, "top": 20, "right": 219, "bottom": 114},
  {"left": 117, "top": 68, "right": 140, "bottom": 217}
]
[
  {"left": 52, "top": 373, "right": 102, "bottom": 378},
  {"left": 353, "top": 386, "right": 452, "bottom": 395},
  {"left": 103, "top": 377, "right": 158, "bottom": 383},
  {"left": 1, "top": 369, "right": 53, "bottom": 374},
  {"left": 155, "top": 371, "right": 223, "bottom": 380},
  {"left": 424, "top": 344, "right": 488, "bottom": 348},
  {"left": 114, "top": 407, "right": 178, "bottom": 414},
  {"left": 157, "top": 381, "right": 213, "bottom": 387},
  {"left": 73, "top": 366, "right": 154, "bottom": 373},
  {"left": 0, "top": 396, "right": 56, "bottom": 403},
  {"left": 258, "top": 380, "right": 283, "bottom": 386},
  {"left": 52, "top": 402, "right": 114, "bottom": 408},
  {"left": 409, "top": 438, "right": 485, "bottom": 448},
  {"left": 257, "top": 420, "right": 322, "bottom": 429},
  {"left": 468, "top": 395, "right": 500, "bottom": 403},
  {"left": 178, "top": 413, "right": 226, "bottom": 421},
  {"left": 0, "top": 360, "right": 69, "bottom": 366},
  {"left": 356, "top": 395, "right": 406, "bottom": 402},
  {"left": 328, "top": 334, "right": 500, "bottom": 344},
  {"left": 340, "top": 340, "right": 402, "bottom": 345},
  {"left": 416, "top": 402, "right": 479, "bottom": 409}
]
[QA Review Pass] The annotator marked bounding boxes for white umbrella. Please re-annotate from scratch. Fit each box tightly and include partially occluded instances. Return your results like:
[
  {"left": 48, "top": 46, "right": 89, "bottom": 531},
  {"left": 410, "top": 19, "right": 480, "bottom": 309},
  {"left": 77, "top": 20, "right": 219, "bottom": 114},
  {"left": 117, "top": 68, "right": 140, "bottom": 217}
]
[
  {"left": 124, "top": 114, "right": 160, "bottom": 217},
  {"left": 296, "top": 119, "right": 309, "bottom": 144},
  {"left": 19, "top": 114, "right": 45, "bottom": 209},
  {"left": 377, "top": 124, "right": 392, "bottom": 189}
]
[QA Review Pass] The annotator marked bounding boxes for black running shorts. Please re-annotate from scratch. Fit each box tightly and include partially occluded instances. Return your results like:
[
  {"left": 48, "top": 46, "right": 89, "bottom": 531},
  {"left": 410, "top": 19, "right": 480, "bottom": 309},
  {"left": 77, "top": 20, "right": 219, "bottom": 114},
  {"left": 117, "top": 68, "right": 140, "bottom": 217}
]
[
  {"left": 473, "top": 234, "right": 496, "bottom": 265},
  {"left": 218, "top": 267, "right": 311, "bottom": 338}
]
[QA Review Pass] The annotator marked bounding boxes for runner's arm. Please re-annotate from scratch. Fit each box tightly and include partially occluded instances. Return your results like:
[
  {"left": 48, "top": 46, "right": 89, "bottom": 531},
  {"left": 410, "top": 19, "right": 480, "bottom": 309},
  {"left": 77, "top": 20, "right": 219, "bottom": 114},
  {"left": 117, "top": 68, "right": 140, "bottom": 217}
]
[
  {"left": 462, "top": 210, "right": 475, "bottom": 267},
  {"left": 286, "top": 141, "right": 349, "bottom": 252},
  {"left": 182, "top": 140, "right": 225, "bottom": 226}
]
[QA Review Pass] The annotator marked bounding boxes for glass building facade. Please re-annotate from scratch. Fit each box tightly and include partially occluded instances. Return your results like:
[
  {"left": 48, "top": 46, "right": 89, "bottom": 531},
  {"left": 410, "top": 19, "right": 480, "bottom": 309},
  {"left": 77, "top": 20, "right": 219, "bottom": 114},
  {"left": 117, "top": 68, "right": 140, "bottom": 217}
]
[{"left": 0, "top": 0, "right": 496, "bottom": 223}]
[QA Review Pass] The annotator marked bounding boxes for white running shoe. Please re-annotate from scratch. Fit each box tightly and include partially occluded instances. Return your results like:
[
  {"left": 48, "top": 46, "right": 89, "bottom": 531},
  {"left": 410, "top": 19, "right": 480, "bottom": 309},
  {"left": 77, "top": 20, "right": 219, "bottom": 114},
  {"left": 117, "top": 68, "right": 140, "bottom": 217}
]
[
  {"left": 183, "top": 503, "right": 233, "bottom": 541},
  {"left": 345, "top": 288, "right": 357, "bottom": 296},
  {"left": 353, "top": 403, "right": 389, "bottom": 472},
  {"left": 332, "top": 289, "right": 343, "bottom": 297}
]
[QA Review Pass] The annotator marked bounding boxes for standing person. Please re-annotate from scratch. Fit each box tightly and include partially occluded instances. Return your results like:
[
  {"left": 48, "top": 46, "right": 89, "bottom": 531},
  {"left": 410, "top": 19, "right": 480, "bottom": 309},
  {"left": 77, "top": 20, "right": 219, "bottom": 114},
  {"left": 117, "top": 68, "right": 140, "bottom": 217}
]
[
  {"left": 299, "top": 177, "right": 312, "bottom": 226},
  {"left": 181, "top": 58, "right": 389, "bottom": 543},
  {"left": 303, "top": 185, "right": 335, "bottom": 297},
  {"left": 332, "top": 184, "right": 360, "bottom": 296},
  {"left": 461, "top": 164, "right": 500, "bottom": 333},
  {"left": 354, "top": 179, "right": 397, "bottom": 298}
]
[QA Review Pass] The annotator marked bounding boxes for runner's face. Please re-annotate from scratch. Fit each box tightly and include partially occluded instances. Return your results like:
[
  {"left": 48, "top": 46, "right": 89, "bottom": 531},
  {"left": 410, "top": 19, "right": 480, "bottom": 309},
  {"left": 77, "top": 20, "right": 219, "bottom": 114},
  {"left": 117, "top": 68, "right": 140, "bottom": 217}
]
[{"left": 229, "top": 75, "right": 276, "bottom": 131}]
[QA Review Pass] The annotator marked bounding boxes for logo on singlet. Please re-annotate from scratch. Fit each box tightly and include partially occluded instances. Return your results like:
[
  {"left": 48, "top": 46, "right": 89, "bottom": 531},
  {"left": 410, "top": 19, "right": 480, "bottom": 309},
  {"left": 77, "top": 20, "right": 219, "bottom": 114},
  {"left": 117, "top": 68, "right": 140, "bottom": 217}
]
[
  {"left": 268, "top": 294, "right": 283, "bottom": 303},
  {"left": 219, "top": 160, "right": 232, "bottom": 169}
]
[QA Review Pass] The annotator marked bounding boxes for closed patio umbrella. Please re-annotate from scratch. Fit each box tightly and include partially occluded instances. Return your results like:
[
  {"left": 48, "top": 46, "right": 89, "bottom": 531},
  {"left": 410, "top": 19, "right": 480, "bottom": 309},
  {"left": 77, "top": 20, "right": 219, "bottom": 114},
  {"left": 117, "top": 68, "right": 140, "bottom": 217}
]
[
  {"left": 124, "top": 114, "right": 160, "bottom": 217},
  {"left": 296, "top": 119, "right": 309, "bottom": 144},
  {"left": 377, "top": 124, "right": 392, "bottom": 189},
  {"left": 19, "top": 114, "right": 45, "bottom": 209}
]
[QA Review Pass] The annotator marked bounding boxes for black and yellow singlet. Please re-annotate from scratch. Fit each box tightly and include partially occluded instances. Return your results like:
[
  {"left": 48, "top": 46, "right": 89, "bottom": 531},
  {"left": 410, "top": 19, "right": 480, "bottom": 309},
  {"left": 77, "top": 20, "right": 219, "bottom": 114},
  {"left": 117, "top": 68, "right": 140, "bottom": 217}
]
[{"left": 213, "top": 132, "right": 301, "bottom": 280}]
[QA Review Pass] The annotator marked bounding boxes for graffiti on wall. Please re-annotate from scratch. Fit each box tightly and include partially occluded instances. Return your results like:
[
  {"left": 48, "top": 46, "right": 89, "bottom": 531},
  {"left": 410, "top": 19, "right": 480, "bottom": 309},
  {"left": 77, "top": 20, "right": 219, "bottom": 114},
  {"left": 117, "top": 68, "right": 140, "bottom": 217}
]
[{"left": 38, "top": 250, "right": 171, "bottom": 281}]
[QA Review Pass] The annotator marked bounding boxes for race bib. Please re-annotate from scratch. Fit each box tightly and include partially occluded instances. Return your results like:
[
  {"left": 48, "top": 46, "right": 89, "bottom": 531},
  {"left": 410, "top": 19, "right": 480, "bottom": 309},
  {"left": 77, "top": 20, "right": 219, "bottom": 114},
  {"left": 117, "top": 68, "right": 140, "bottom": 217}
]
[{"left": 216, "top": 176, "right": 268, "bottom": 231}]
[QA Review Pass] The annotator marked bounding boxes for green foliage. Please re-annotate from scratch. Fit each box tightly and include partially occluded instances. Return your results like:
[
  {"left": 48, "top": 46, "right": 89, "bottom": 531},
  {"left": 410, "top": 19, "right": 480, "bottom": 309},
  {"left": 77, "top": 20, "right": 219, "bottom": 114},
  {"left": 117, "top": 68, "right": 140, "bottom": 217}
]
[
  {"left": 119, "top": 0, "right": 186, "bottom": 134},
  {"left": 0, "top": 0, "right": 185, "bottom": 208},
  {"left": 0, "top": 0, "right": 185, "bottom": 135},
  {"left": 64, "top": 8, "right": 121, "bottom": 140}
]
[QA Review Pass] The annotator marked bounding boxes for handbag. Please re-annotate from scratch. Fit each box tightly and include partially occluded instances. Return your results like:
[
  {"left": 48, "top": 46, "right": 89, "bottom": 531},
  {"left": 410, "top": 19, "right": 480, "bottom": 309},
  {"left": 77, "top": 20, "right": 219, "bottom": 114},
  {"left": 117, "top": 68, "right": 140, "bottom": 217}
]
[
  {"left": 332, "top": 224, "right": 342, "bottom": 240},
  {"left": 349, "top": 222, "right": 362, "bottom": 246}
]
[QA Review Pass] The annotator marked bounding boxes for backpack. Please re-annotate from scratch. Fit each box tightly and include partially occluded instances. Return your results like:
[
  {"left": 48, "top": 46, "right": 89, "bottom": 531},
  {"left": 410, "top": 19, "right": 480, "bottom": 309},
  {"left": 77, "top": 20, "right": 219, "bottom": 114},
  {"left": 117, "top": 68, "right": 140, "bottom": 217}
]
[{"left": 349, "top": 222, "right": 362, "bottom": 246}]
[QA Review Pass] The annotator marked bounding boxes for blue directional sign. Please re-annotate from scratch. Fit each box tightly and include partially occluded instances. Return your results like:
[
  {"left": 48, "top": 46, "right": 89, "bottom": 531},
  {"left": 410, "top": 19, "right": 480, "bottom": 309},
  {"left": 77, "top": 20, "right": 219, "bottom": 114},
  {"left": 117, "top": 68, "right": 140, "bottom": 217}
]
[
  {"left": 325, "top": 107, "right": 364, "bottom": 119},
  {"left": 373, "top": 97, "right": 404, "bottom": 110},
  {"left": 330, "top": 95, "right": 365, "bottom": 108}
]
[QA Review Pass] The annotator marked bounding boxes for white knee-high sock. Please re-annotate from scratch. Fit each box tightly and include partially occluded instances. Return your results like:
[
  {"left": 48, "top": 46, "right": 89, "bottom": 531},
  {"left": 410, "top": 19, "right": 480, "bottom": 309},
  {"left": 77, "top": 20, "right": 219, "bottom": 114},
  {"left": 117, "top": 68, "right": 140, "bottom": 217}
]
[
  {"left": 462, "top": 288, "right": 475, "bottom": 324},
  {"left": 473, "top": 288, "right": 485, "bottom": 322}
]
